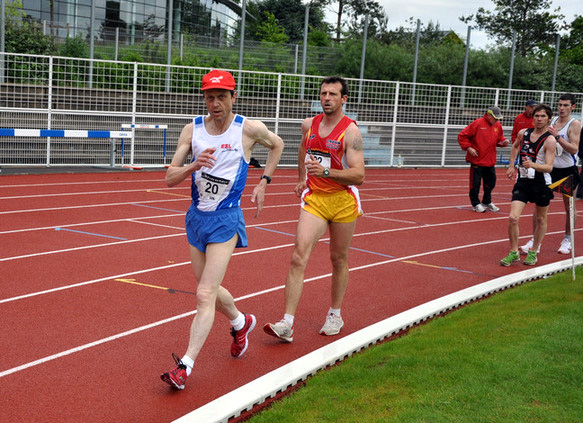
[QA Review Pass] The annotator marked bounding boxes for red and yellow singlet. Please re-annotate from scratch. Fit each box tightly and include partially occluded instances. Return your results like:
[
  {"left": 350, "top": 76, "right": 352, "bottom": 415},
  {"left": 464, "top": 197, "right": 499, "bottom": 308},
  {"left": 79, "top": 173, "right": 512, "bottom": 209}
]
[
  {"left": 302, "top": 113, "right": 362, "bottom": 223},
  {"left": 305, "top": 114, "right": 355, "bottom": 193}
]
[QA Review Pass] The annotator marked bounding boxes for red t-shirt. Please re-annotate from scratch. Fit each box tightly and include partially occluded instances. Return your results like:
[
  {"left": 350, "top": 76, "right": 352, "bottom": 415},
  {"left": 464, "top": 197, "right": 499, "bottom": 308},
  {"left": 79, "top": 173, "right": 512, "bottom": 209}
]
[{"left": 511, "top": 111, "right": 534, "bottom": 142}]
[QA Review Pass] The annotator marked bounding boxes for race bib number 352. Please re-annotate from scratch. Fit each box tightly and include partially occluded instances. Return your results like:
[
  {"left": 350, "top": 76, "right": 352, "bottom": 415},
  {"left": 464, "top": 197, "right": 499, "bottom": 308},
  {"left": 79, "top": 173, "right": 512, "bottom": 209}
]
[{"left": 306, "top": 151, "right": 331, "bottom": 169}]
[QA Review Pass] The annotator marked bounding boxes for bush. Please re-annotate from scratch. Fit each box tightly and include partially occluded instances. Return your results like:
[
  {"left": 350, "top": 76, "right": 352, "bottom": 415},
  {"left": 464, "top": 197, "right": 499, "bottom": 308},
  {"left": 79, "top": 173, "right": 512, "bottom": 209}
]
[{"left": 57, "top": 35, "right": 89, "bottom": 58}]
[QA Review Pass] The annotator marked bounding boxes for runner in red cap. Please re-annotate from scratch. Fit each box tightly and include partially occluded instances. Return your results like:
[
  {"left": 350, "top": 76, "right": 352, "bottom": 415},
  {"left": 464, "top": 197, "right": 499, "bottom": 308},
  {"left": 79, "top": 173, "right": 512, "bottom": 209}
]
[{"left": 160, "top": 69, "right": 284, "bottom": 390}]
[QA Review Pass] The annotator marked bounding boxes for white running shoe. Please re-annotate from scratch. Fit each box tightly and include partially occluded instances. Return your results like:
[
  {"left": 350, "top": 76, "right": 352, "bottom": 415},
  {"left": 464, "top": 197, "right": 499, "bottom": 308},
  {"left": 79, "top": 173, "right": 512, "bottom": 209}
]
[
  {"left": 319, "top": 314, "right": 344, "bottom": 336},
  {"left": 263, "top": 319, "right": 294, "bottom": 342},
  {"left": 519, "top": 238, "right": 541, "bottom": 255},
  {"left": 558, "top": 237, "right": 571, "bottom": 255},
  {"left": 474, "top": 204, "right": 486, "bottom": 213},
  {"left": 484, "top": 203, "right": 500, "bottom": 212}
]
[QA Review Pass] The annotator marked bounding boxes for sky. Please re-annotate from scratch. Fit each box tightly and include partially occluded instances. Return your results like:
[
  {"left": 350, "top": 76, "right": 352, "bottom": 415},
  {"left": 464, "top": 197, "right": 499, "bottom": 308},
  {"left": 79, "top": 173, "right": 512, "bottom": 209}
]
[{"left": 372, "top": 0, "right": 581, "bottom": 49}]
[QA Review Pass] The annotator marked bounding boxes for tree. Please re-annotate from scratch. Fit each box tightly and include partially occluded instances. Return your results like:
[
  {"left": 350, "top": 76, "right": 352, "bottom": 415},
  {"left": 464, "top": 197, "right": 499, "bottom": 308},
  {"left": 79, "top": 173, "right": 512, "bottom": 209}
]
[
  {"left": 247, "top": 0, "right": 327, "bottom": 44},
  {"left": 334, "top": 39, "right": 413, "bottom": 81},
  {"left": 254, "top": 11, "right": 289, "bottom": 43},
  {"left": 321, "top": 0, "right": 387, "bottom": 41},
  {"left": 560, "top": 16, "right": 583, "bottom": 65},
  {"left": 382, "top": 18, "right": 459, "bottom": 47},
  {"left": 460, "top": 0, "right": 565, "bottom": 56},
  {"left": 4, "top": 0, "right": 53, "bottom": 55}
]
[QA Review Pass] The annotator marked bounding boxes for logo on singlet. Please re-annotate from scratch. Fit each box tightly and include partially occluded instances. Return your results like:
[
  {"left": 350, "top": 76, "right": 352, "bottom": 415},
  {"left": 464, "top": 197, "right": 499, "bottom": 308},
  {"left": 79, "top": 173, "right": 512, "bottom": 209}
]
[
  {"left": 326, "top": 139, "right": 341, "bottom": 150},
  {"left": 220, "top": 143, "right": 238, "bottom": 152}
]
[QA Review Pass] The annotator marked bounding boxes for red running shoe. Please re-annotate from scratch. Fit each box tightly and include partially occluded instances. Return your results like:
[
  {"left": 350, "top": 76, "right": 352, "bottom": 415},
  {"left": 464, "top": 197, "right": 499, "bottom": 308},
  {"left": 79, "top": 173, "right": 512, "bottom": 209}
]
[
  {"left": 230, "top": 313, "right": 256, "bottom": 357},
  {"left": 160, "top": 353, "right": 188, "bottom": 390}
]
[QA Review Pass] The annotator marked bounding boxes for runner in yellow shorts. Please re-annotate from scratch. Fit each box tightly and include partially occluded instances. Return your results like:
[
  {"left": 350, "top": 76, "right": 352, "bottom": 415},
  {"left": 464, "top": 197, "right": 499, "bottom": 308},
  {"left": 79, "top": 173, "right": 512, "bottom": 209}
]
[{"left": 264, "top": 75, "right": 365, "bottom": 342}]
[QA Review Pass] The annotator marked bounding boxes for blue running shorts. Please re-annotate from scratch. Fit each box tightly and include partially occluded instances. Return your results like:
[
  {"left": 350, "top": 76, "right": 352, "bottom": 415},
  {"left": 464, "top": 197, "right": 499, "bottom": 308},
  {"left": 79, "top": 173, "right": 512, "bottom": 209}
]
[{"left": 185, "top": 206, "right": 248, "bottom": 253}]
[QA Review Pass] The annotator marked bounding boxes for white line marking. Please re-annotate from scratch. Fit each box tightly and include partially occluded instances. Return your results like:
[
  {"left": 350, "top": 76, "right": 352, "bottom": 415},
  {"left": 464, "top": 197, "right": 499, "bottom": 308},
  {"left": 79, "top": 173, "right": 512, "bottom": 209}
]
[
  {"left": 0, "top": 175, "right": 300, "bottom": 189},
  {"left": 1, "top": 228, "right": 579, "bottom": 379},
  {"left": 0, "top": 233, "right": 184, "bottom": 262},
  {"left": 0, "top": 243, "right": 295, "bottom": 304},
  {"left": 127, "top": 219, "right": 184, "bottom": 231},
  {"left": 0, "top": 192, "right": 468, "bottom": 216}
]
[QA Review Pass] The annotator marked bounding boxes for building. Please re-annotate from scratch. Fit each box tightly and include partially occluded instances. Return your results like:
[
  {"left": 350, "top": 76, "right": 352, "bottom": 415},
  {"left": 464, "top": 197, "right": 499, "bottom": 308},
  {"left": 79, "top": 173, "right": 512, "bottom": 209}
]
[{"left": 19, "top": 0, "right": 246, "bottom": 46}]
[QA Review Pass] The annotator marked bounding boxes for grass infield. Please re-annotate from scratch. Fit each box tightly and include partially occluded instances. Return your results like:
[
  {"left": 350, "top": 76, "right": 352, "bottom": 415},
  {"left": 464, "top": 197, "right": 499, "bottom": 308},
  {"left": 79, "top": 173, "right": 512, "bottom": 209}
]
[{"left": 248, "top": 267, "right": 583, "bottom": 422}]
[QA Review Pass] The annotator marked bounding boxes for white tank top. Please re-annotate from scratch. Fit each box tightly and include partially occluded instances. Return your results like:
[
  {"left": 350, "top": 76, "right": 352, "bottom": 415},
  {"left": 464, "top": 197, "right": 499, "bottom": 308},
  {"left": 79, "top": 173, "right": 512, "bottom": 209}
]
[
  {"left": 551, "top": 116, "right": 577, "bottom": 168},
  {"left": 190, "top": 114, "right": 249, "bottom": 212}
]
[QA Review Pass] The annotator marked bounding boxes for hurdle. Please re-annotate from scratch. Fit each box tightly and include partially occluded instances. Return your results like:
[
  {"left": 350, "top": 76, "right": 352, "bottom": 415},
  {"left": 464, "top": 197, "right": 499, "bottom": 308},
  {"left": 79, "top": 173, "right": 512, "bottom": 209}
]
[
  {"left": 121, "top": 124, "right": 168, "bottom": 166},
  {"left": 0, "top": 128, "right": 132, "bottom": 168}
]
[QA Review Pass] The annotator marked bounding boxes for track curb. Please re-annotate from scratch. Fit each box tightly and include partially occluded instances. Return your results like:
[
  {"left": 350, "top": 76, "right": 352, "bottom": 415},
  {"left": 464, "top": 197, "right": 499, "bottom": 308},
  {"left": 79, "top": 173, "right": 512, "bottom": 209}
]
[{"left": 175, "top": 257, "right": 582, "bottom": 423}]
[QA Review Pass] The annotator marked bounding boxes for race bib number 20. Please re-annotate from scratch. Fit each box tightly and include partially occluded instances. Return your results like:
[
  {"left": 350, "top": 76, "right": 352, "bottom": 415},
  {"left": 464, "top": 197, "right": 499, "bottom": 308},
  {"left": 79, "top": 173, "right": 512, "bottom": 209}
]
[{"left": 200, "top": 172, "right": 230, "bottom": 201}]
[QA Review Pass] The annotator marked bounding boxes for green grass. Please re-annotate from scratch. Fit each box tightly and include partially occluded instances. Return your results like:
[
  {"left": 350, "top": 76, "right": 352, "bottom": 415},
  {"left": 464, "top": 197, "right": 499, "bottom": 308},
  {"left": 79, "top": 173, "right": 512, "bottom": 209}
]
[{"left": 249, "top": 268, "right": 583, "bottom": 422}]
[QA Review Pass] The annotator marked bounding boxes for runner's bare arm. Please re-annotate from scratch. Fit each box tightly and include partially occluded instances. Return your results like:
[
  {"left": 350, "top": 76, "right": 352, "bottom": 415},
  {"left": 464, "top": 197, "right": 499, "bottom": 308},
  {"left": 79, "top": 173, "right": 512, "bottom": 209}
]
[
  {"left": 294, "top": 118, "right": 313, "bottom": 196},
  {"left": 564, "top": 119, "right": 581, "bottom": 155},
  {"left": 540, "top": 138, "right": 557, "bottom": 173},
  {"left": 244, "top": 119, "right": 284, "bottom": 216},
  {"left": 506, "top": 129, "right": 524, "bottom": 179},
  {"left": 165, "top": 123, "right": 216, "bottom": 187},
  {"left": 323, "top": 123, "right": 365, "bottom": 185},
  {"left": 243, "top": 119, "right": 284, "bottom": 180}
]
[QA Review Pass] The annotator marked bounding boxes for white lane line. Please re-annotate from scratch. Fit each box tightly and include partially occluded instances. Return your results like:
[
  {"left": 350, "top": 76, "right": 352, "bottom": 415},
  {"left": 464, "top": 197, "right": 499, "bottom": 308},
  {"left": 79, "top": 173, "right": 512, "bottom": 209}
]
[
  {"left": 0, "top": 182, "right": 468, "bottom": 199},
  {"left": 0, "top": 214, "right": 473, "bottom": 262},
  {"left": 0, "top": 186, "right": 299, "bottom": 201},
  {"left": 0, "top": 233, "right": 184, "bottom": 262},
  {"left": 0, "top": 175, "right": 300, "bottom": 189},
  {"left": 127, "top": 220, "right": 184, "bottom": 230},
  {"left": 0, "top": 310, "right": 197, "bottom": 379},
  {"left": 0, "top": 205, "right": 571, "bottom": 263},
  {"left": 0, "top": 192, "right": 467, "bottom": 216},
  {"left": 2, "top": 231, "right": 577, "bottom": 379},
  {"left": 0, "top": 211, "right": 298, "bottom": 235},
  {"left": 0, "top": 219, "right": 300, "bottom": 262},
  {"left": 0, "top": 197, "right": 187, "bottom": 215},
  {"left": 0, "top": 243, "right": 294, "bottom": 305}
]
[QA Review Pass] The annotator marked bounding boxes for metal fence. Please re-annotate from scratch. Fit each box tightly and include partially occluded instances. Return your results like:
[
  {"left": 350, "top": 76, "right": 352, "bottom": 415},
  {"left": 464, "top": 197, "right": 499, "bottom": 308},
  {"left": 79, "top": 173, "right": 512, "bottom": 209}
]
[{"left": 1, "top": 52, "right": 582, "bottom": 169}]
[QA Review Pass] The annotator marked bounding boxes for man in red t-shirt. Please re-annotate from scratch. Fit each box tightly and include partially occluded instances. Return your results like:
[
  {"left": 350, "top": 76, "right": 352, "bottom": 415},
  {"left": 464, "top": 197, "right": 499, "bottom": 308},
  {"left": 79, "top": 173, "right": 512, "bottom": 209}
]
[
  {"left": 458, "top": 106, "right": 509, "bottom": 212},
  {"left": 511, "top": 99, "right": 537, "bottom": 143}
]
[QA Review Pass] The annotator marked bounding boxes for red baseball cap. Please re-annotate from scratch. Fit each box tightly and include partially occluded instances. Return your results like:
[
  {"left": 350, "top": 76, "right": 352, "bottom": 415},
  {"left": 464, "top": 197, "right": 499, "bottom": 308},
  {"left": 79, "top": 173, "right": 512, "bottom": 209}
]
[{"left": 201, "top": 69, "right": 236, "bottom": 91}]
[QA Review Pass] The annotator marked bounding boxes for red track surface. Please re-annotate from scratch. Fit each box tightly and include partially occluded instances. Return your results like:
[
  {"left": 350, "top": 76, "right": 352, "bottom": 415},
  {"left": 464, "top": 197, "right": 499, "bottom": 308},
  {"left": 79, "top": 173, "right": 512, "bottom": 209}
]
[{"left": 1, "top": 168, "right": 580, "bottom": 422}]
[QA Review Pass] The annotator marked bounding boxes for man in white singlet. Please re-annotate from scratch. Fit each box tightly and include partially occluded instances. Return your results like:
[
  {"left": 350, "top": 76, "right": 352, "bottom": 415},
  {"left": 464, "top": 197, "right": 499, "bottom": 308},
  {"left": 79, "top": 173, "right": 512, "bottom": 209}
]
[
  {"left": 520, "top": 93, "right": 581, "bottom": 255},
  {"left": 160, "top": 69, "right": 284, "bottom": 390}
]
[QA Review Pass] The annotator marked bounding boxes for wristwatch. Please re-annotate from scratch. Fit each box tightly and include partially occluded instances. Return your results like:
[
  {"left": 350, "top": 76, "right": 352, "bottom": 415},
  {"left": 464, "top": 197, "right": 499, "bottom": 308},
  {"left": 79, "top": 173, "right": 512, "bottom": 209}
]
[
  {"left": 323, "top": 168, "right": 330, "bottom": 177},
  {"left": 260, "top": 175, "right": 272, "bottom": 184},
  {"left": 555, "top": 135, "right": 561, "bottom": 141}
]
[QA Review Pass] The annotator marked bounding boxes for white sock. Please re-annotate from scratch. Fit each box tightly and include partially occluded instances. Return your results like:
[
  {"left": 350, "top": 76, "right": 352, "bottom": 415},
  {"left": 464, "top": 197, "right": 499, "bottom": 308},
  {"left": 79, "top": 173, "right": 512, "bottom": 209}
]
[
  {"left": 283, "top": 313, "right": 294, "bottom": 327},
  {"left": 563, "top": 235, "right": 571, "bottom": 241},
  {"left": 328, "top": 307, "right": 341, "bottom": 318},
  {"left": 230, "top": 312, "right": 246, "bottom": 331},
  {"left": 181, "top": 355, "right": 194, "bottom": 377}
]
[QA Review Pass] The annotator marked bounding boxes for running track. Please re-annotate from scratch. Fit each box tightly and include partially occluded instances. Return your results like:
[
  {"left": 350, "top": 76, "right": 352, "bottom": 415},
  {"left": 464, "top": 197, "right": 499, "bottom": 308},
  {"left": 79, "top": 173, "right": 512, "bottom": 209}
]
[{"left": 0, "top": 168, "right": 580, "bottom": 422}]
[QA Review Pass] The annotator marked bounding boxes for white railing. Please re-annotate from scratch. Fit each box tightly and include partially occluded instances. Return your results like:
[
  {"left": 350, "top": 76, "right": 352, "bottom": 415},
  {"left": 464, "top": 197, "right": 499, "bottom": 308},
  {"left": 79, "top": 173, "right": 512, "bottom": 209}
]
[{"left": 1, "top": 52, "right": 581, "bottom": 168}]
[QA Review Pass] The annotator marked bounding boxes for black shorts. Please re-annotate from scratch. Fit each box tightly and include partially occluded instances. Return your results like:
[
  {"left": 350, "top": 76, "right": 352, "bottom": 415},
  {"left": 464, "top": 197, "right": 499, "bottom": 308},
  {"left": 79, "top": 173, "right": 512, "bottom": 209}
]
[
  {"left": 551, "top": 166, "right": 580, "bottom": 185},
  {"left": 511, "top": 178, "right": 553, "bottom": 207}
]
